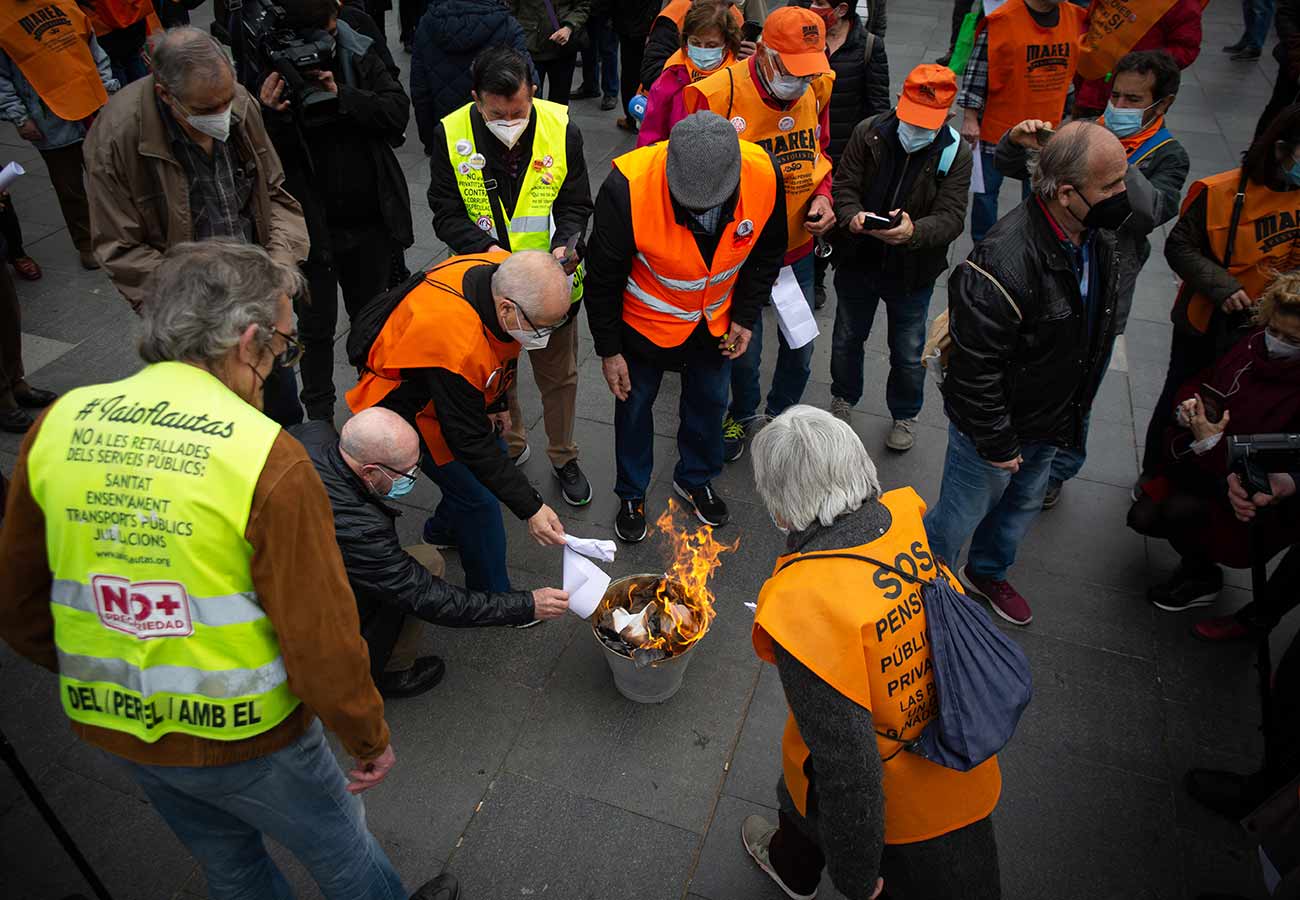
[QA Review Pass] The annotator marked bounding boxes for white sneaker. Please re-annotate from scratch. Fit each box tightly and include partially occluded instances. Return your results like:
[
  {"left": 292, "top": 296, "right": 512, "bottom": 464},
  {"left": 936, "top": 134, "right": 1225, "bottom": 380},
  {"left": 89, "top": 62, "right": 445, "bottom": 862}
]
[
  {"left": 740, "top": 814, "right": 818, "bottom": 900},
  {"left": 829, "top": 396, "right": 853, "bottom": 423},
  {"left": 886, "top": 418, "right": 917, "bottom": 451}
]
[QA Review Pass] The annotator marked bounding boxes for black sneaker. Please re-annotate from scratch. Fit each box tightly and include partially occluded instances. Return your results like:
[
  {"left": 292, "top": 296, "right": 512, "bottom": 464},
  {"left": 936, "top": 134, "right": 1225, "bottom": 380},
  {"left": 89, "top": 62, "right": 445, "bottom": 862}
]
[
  {"left": 600, "top": 94, "right": 617, "bottom": 111},
  {"left": 935, "top": 52, "right": 952, "bottom": 65},
  {"left": 422, "top": 518, "right": 457, "bottom": 551},
  {"left": 554, "top": 459, "right": 593, "bottom": 506},
  {"left": 1041, "top": 479, "right": 1062, "bottom": 510},
  {"left": 511, "top": 618, "right": 544, "bottom": 629},
  {"left": 616, "top": 498, "right": 648, "bottom": 543},
  {"left": 377, "top": 656, "right": 446, "bottom": 699},
  {"left": 813, "top": 283, "right": 827, "bottom": 310},
  {"left": 410, "top": 873, "right": 460, "bottom": 900},
  {"left": 1148, "top": 562, "right": 1223, "bottom": 612},
  {"left": 512, "top": 443, "right": 531, "bottom": 467},
  {"left": 1185, "top": 768, "right": 1274, "bottom": 821},
  {"left": 1232, "top": 46, "right": 1262, "bottom": 61},
  {"left": 573, "top": 83, "right": 599, "bottom": 99},
  {"left": 1223, "top": 38, "right": 1248, "bottom": 53},
  {"left": 722, "top": 415, "right": 747, "bottom": 462},
  {"left": 673, "top": 481, "right": 729, "bottom": 527}
]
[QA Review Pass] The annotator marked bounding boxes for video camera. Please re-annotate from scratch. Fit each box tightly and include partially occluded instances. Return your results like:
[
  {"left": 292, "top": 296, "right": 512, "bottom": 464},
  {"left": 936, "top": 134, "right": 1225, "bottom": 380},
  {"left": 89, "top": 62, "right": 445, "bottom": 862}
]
[
  {"left": 1228, "top": 433, "right": 1300, "bottom": 496},
  {"left": 227, "top": 0, "right": 338, "bottom": 126}
]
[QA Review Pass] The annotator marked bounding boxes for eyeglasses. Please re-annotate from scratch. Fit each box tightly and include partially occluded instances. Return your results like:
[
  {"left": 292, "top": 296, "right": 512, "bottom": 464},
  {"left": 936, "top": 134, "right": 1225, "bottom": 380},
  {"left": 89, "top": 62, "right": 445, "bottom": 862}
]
[
  {"left": 512, "top": 301, "right": 562, "bottom": 340},
  {"left": 373, "top": 461, "right": 419, "bottom": 481},
  {"left": 271, "top": 328, "right": 304, "bottom": 368}
]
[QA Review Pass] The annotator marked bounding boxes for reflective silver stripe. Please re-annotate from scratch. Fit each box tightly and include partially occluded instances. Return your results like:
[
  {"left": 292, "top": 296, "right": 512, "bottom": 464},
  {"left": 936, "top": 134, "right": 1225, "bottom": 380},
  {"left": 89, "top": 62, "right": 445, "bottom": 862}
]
[
  {"left": 509, "top": 215, "right": 552, "bottom": 233},
  {"left": 57, "top": 650, "right": 287, "bottom": 700},
  {"left": 635, "top": 253, "right": 708, "bottom": 292},
  {"left": 624, "top": 277, "right": 703, "bottom": 321},
  {"left": 709, "top": 261, "right": 744, "bottom": 285},
  {"left": 51, "top": 579, "right": 267, "bottom": 628},
  {"left": 703, "top": 290, "right": 731, "bottom": 320}
]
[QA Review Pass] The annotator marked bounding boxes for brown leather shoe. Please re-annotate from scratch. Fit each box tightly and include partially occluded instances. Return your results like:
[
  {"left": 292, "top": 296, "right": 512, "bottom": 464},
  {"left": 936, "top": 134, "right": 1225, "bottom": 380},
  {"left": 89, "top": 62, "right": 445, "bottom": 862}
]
[
  {"left": 10, "top": 256, "right": 41, "bottom": 280},
  {"left": 13, "top": 384, "right": 57, "bottom": 408}
]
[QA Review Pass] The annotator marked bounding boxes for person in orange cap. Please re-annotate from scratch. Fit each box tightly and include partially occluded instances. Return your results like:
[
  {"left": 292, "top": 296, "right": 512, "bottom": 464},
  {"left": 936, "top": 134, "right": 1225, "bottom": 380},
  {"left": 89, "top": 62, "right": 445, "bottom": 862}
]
[
  {"left": 682, "top": 4, "right": 836, "bottom": 464},
  {"left": 827, "top": 63, "right": 972, "bottom": 455}
]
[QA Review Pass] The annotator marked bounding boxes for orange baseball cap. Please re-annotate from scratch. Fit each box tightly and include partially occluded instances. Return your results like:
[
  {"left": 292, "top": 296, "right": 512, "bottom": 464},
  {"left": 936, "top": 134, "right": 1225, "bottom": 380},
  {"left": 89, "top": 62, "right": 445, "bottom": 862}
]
[
  {"left": 761, "top": 6, "right": 830, "bottom": 78},
  {"left": 896, "top": 64, "right": 958, "bottom": 130}
]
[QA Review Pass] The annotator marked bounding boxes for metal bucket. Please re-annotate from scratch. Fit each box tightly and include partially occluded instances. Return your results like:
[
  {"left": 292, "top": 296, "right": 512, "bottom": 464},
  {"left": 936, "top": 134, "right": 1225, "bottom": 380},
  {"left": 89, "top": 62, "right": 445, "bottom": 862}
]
[{"left": 593, "top": 573, "right": 703, "bottom": 704}]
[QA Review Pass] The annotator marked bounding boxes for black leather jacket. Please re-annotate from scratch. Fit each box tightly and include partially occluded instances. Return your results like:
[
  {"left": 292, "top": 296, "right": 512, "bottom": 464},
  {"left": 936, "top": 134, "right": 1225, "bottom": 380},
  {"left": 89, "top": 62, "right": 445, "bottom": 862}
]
[
  {"left": 942, "top": 198, "right": 1125, "bottom": 462},
  {"left": 293, "top": 422, "right": 534, "bottom": 634}
]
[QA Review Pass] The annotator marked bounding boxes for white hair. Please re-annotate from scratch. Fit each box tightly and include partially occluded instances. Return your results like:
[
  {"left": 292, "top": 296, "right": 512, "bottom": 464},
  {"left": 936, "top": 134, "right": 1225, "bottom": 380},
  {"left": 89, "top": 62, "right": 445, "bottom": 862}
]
[
  {"left": 490, "top": 250, "right": 569, "bottom": 320},
  {"left": 151, "top": 27, "right": 234, "bottom": 103},
  {"left": 751, "top": 405, "right": 881, "bottom": 532}
]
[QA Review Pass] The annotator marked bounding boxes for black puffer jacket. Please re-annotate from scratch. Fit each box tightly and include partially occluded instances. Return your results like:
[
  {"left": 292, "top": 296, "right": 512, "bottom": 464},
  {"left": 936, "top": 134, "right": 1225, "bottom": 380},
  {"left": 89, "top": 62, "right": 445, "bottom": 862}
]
[
  {"left": 410, "top": 0, "right": 537, "bottom": 154},
  {"left": 943, "top": 199, "right": 1125, "bottom": 462},
  {"left": 826, "top": 21, "right": 890, "bottom": 162},
  {"left": 293, "top": 421, "right": 535, "bottom": 642}
]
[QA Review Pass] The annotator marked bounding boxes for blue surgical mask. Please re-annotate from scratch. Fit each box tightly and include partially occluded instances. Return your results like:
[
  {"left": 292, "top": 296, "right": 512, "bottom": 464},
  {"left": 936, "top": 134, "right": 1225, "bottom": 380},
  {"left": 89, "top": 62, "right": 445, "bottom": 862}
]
[
  {"left": 1287, "top": 159, "right": 1300, "bottom": 187},
  {"left": 1103, "top": 101, "right": 1146, "bottom": 138},
  {"left": 687, "top": 42, "right": 726, "bottom": 72},
  {"left": 385, "top": 473, "right": 416, "bottom": 499},
  {"left": 897, "top": 121, "right": 939, "bottom": 154}
]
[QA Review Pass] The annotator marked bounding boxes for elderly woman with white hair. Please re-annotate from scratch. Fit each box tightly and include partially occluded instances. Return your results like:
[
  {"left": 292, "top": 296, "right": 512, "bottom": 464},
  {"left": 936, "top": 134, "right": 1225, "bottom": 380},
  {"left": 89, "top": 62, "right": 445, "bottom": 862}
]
[{"left": 744, "top": 405, "right": 1004, "bottom": 900}]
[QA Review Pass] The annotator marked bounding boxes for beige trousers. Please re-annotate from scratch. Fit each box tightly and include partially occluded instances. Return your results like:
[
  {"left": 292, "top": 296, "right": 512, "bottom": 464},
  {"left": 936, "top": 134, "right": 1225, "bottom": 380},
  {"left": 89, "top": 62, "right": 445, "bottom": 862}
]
[{"left": 505, "top": 314, "right": 580, "bottom": 467}]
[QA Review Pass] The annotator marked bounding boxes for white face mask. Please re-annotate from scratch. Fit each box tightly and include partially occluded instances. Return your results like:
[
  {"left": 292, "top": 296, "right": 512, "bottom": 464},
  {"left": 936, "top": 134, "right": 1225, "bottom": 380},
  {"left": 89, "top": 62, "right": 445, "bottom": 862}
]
[
  {"left": 486, "top": 118, "right": 529, "bottom": 149},
  {"left": 1265, "top": 330, "right": 1300, "bottom": 359},
  {"left": 507, "top": 305, "right": 551, "bottom": 350}
]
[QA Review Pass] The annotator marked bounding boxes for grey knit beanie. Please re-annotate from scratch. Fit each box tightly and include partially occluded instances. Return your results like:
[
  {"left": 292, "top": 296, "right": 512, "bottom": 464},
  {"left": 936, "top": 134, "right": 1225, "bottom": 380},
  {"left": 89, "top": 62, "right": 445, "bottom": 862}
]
[{"left": 666, "top": 112, "right": 742, "bottom": 211}]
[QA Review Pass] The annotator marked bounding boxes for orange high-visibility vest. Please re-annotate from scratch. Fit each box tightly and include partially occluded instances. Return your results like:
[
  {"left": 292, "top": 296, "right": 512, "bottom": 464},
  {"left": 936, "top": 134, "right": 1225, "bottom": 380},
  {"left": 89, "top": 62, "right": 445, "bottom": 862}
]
[
  {"left": 662, "top": 46, "right": 737, "bottom": 84},
  {"left": 614, "top": 140, "right": 778, "bottom": 349},
  {"left": 980, "top": 0, "right": 1086, "bottom": 144},
  {"left": 1076, "top": 0, "right": 1179, "bottom": 81},
  {"left": 0, "top": 2, "right": 108, "bottom": 122},
  {"left": 1175, "top": 169, "right": 1300, "bottom": 334},
  {"left": 753, "top": 487, "right": 1003, "bottom": 845},
  {"left": 79, "top": 0, "right": 156, "bottom": 34},
  {"left": 657, "top": 0, "right": 744, "bottom": 30},
  {"left": 684, "top": 58, "right": 834, "bottom": 254},
  {"left": 346, "top": 253, "right": 520, "bottom": 466}
]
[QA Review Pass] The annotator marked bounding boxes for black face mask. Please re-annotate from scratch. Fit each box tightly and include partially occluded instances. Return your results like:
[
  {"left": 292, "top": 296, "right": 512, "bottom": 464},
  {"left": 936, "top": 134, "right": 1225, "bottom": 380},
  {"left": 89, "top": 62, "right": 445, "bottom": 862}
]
[{"left": 1075, "top": 189, "right": 1132, "bottom": 231}]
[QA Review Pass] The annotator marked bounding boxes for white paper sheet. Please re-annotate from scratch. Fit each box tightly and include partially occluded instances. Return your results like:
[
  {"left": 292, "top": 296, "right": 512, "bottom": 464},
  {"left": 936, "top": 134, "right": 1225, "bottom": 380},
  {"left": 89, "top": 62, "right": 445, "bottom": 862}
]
[
  {"left": 561, "top": 534, "right": 618, "bottom": 618},
  {"left": 0, "top": 161, "right": 24, "bottom": 192},
  {"left": 771, "top": 265, "right": 819, "bottom": 350},
  {"left": 969, "top": 143, "right": 985, "bottom": 195},
  {"left": 982, "top": 0, "right": 1009, "bottom": 14}
]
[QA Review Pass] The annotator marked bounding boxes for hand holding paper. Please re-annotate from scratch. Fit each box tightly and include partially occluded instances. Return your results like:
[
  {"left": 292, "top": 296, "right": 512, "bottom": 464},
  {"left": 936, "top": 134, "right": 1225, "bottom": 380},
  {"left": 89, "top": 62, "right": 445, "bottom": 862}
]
[{"left": 562, "top": 534, "right": 618, "bottom": 619}]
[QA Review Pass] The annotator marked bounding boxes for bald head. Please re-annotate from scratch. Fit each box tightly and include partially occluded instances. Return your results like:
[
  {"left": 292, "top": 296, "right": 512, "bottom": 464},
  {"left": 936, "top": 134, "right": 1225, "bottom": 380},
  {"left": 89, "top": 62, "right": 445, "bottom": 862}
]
[
  {"left": 340, "top": 408, "right": 420, "bottom": 480},
  {"left": 491, "top": 250, "right": 572, "bottom": 330},
  {"left": 1032, "top": 120, "right": 1130, "bottom": 238}
]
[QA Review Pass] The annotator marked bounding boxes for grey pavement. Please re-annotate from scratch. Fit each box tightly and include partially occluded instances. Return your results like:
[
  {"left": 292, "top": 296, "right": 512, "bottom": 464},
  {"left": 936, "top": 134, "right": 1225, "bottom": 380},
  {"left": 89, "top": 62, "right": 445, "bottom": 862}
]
[{"left": 0, "top": 2, "right": 1288, "bottom": 899}]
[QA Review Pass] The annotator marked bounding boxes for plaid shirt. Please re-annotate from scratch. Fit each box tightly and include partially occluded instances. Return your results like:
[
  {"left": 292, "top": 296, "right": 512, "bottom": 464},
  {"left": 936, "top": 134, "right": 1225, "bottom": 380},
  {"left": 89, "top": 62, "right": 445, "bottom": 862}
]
[
  {"left": 158, "top": 99, "right": 255, "bottom": 243},
  {"left": 956, "top": 29, "right": 989, "bottom": 112}
]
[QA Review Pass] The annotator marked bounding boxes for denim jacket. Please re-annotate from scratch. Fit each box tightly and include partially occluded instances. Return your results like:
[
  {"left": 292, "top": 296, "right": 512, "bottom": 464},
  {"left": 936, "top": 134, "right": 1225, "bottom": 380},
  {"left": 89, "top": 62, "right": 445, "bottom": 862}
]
[{"left": 0, "top": 38, "right": 119, "bottom": 150}]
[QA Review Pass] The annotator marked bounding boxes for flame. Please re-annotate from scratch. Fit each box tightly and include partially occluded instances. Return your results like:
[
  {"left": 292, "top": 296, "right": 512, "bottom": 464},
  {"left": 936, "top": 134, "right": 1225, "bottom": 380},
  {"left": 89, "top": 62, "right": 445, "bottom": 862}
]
[{"left": 639, "top": 499, "right": 738, "bottom": 653}]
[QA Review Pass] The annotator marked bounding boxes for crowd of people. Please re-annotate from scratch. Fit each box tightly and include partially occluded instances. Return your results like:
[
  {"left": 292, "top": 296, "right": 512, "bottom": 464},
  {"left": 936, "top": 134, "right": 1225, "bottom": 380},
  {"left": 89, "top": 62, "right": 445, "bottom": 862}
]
[{"left": 1, "top": 0, "right": 1299, "bottom": 898}]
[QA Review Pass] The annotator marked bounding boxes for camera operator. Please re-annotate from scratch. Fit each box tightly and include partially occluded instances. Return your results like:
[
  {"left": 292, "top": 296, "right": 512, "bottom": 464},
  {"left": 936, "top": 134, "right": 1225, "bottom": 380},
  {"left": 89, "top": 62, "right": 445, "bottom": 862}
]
[
  {"left": 255, "top": 0, "right": 414, "bottom": 424},
  {"left": 1128, "top": 274, "right": 1300, "bottom": 626}
]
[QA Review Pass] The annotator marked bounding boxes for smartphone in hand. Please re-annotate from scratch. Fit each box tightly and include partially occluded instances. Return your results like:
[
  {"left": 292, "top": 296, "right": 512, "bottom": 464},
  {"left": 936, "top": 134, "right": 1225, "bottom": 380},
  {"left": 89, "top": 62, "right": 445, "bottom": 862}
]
[{"left": 861, "top": 211, "right": 902, "bottom": 231}]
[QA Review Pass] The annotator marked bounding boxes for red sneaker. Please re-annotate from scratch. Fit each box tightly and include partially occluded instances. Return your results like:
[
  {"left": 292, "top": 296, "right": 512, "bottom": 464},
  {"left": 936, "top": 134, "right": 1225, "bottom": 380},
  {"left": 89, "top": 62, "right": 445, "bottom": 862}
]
[
  {"left": 959, "top": 564, "right": 1033, "bottom": 625},
  {"left": 1192, "top": 616, "right": 1250, "bottom": 643}
]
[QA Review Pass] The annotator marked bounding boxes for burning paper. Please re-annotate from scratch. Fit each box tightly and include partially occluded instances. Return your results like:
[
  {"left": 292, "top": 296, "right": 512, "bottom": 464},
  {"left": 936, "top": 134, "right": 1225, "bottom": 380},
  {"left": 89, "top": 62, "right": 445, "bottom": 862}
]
[{"left": 593, "top": 500, "right": 737, "bottom": 668}]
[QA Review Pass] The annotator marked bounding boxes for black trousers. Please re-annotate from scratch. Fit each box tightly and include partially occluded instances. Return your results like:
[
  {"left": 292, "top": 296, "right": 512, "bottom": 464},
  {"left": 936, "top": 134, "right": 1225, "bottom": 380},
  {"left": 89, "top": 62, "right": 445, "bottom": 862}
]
[
  {"left": 0, "top": 197, "right": 24, "bottom": 260},
  {"left": 0, "top": 263, "right": 20, "bottom": 401},
  {"left": 1257, "top": 61, "right": 1300, "bottom": 137},
  {"left": 1140, "top": 326, "right": 1219, "bottom": 476},
  {"left": 297, "top": 231, "right": 396, "bottom": 421},
  {"left": 536, "top": 54, "right": 577, "bottom": 105},
  {"left": 947, "top": 0, "right": 977, "bottom": 53},
  {"left": 618, "top": 30, "right": 646, "bottom": 113},
  {"left": 261, "top": 365, "right": 303, "bottom": 428},
  {"left": 399, "top": 0, "right": 427, "bottom": 44}
]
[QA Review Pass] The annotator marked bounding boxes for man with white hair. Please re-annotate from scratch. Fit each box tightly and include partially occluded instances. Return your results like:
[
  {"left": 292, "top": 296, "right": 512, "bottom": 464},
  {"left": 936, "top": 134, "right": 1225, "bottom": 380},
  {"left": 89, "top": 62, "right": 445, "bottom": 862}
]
[
  {"left": 349, "top": 250, "right": 572, "bottom": 594},
  {"left": 925, "top": 121, "right": 1137, "bottom": 626},
  {"left": 746, "top": 405, "right": 1003, "bottom": 900},
  {"left": 85, "top": 26, "right": 309, "bottom": 425},
  {"left": 294, "top": 407, "right": 571, "bottom": 698},
  {"left": 0, "top": 240, "right": 458, "bottom": 900}
]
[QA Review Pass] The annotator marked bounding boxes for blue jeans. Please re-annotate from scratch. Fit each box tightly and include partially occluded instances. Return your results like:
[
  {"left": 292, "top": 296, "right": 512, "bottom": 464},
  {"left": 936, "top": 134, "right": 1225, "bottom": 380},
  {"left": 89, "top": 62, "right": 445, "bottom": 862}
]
[
  {"left": 830, "top": 269, "right": 932, "bottom": 420},
  {"left": 615, "top": 352, "right": 731, "bottom": 498},
  {"left": 923, "top": 423, "right": 1056, "bottom": 581},
  {"left": 971, "top": 143, "right": 1032, "bottom": 244},
  {"left": 582, "top": 16, "right": 620, "bottom": 97},
  {"left": 421, "top": 440, "right": 511, "bottom": 592},
  {"left": 1242, "top": 0, "right": 1276, "bottom": 49},
  {"left": 124, "top": 719, "right": 405, "bottom": 900},
  {"left": 1049, "top": 341, "right": 1113, "bottom": 485},
  {"left": 730, "top": 253, "right": 815, "bottom": 422}
]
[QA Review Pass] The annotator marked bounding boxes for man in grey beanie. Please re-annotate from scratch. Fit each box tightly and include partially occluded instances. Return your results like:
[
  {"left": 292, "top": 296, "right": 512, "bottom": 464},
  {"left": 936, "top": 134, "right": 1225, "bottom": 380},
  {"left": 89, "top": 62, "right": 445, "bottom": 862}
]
[{"left": 583, "top": 111, "right": 788, "bottom": 541}]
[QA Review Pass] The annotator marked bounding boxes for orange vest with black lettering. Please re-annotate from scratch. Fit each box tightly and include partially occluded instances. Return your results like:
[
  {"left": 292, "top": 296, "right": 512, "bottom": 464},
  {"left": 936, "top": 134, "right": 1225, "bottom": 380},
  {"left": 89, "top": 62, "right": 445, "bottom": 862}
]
[
  {"left": 685, "top": 59, "right": 833, "bottom": 254},
  {"left": 753, "top": 487, "right": 1003, "bottom": 845},
  {"left": 345, "top": 253, "right": 520, "bottom": 466},
  {"left": 613, "top": 140, "right": 778, "bottom": 348},
  {"left": 0, "top": 2, "right": 108, "bottom": 122},
  {"left": 980, "top": 0, "right": 1086, "bottom": 144},
  {"left": 1076, "top": 0, "right": 1178, "bottom": 81},
  {"left": 79, "top": 0, "right": 158, "bottom": 35},
  {"left": 1175, "top": 169, "right": 1300, "bottom": 334},
  {"left": 658, "top": 0, "right": 744, "bottom": 30}
]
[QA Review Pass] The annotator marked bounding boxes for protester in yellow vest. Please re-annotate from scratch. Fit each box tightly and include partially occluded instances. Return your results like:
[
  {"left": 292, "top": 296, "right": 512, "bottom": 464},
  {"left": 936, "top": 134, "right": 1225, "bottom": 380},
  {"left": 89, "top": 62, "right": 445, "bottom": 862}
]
[
  {"left": 0, "top": 240, "right": 460, "bottom": 900},
  {"left": 745, "top": 405, "right": 1003, "bottom": 900},
  {"left": 956, "top": 0, "right": 1087, "bottom": 241},
  {"left": 0, "top": 1, "right": 117, "bottom": 270},
  {"left": 428, "top": 46, "right": 595, "bottom": 508},
  {"left": 683, "top": 4, "right": 836, "bottom": 463}
]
